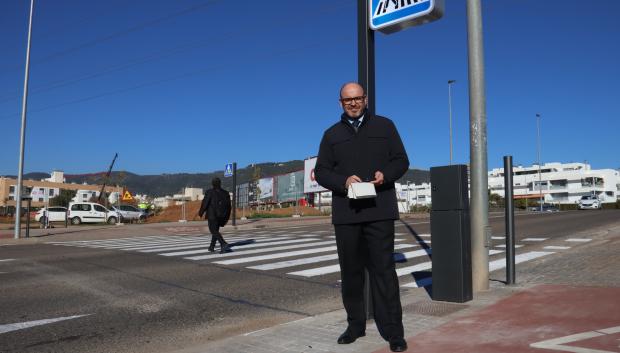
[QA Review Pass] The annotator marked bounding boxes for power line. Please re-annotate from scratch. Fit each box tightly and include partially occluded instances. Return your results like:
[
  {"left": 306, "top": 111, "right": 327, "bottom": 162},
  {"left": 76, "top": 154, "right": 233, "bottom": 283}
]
[
  {"left": 0, "top": 0, "right": 220, "bottom": 75},
  {"left": 0, "top": 0, "right": 352, "bottom": 103},
  {"left": 0, "top": 34, "right": 352, "bottom": 122}
]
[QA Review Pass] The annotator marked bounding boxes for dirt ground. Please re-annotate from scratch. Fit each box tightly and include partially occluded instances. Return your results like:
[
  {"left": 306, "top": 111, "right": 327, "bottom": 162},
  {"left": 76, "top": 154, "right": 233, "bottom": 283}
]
[{"left": 147, "top": 201, "right": 325, "bottom": 223}]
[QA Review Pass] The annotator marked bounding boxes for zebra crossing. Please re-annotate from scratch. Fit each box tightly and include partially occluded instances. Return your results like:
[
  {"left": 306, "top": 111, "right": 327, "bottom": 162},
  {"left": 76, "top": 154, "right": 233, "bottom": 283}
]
[{"left": 46, "top": 230, "right": 588, "bottom": 289}]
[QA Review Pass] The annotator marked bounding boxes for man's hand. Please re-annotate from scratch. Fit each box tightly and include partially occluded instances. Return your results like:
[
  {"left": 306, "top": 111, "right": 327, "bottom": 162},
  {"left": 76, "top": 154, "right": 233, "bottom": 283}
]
[
  {"left": 345, "top": 175, "right": 362, "bottom": 189},
  {"left": 371, "top": 171, "right": 384, "bottom": 185}
]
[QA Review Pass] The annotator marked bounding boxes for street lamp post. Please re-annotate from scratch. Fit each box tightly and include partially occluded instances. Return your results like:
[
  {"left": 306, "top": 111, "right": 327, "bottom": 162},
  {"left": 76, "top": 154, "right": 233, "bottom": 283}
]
[
  {"left": 448, "top": 80, "right": 456, "bottom": 165},
  {"left": 14, "top": 0, "right": 35, "bottom": 239},
  {"left": 536, "top": 113, "right": 543, "bottom": 212},
  {"left": 406, "top": 181, "right": 410, "bottom": 213}
]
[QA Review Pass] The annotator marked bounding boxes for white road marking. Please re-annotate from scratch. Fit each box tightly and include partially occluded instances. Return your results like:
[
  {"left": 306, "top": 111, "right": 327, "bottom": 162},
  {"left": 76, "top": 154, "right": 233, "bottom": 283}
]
[
  {"left": 396, "top": 261, "right": 432, "bottom": 277},
  {"left": 163, "top": 238, "right": 319, "bottom": 257},
  {"left": 0, "top": 314, "right": 91, "bottom": 335},
  {"left": 49, "top": 236, "right": 187, "bottom": 248},
  {"left": 522, "top": 237, "right": 548, "bottom": 242},
  {"left": 401, "top": 277, "right": 433, "bottom": 288},
  {"left": 530, "top": 325, "right": 620, "bottom": 353},
  {"left": 490, "top": 249, "right": 505, "bottom": 255},
  {"left": 289, "top": 245, "right": 428, "bottom": 278},
  {"left": 248, "top": 244, "right": 416, "bottom": 271},
  {"left": 544, "top": 245, "right": 571, "bottom": 250},
  {"left": 127, "top": 236, "right": 276, "bottom": 252},
  {"left": 495, "top": 244, "right": 524, "bottom": 249},
  {"left": 214, "top": 246, "right": 339, "bottom": 265},
  {"left": 185, "top": 240, "right": 337, "bottom": 261},
  {"left": 287, "top": 263, "right": 340, "bottom": 277},
  {"left": 0, "top": 259, "right": 16, "bottom": 262},
  {"left": 489, "top": 251, "right": 554, "bottom": 272},
  {"left": 48, "top": 235, "right": 169, "bottom": 246},
  {"left": 565, "top": 238, "right": 592, "bottom": 243},
  {"left": 491, "top": 236, "right": 505, "bottom": 240},
  {"left": 140, "top": 237, "right": 300, "bottom": 253}
]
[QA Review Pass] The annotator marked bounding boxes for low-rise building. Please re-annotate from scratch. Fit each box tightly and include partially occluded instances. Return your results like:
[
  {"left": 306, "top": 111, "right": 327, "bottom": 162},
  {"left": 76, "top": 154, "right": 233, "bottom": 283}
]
[
  {"left": 0, "top": 171, "right": 121, "bottom": 208},
  {"left": 488, "top": 162, "right": 620, "bottom": 204}
]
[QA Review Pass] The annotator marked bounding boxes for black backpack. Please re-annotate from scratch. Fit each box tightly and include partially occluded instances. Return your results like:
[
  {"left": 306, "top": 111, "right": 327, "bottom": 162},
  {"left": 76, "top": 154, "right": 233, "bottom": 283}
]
[{"left": 212, "top": 189, "right": 231, "bottom": 226}]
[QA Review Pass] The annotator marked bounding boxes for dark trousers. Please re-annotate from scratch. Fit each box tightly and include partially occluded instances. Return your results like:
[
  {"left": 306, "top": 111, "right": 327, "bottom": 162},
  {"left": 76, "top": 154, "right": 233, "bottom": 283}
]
[
  {"left": 207, "top": 219, "right": 227, "bottom": 249},
  {"left": 334, "top": 220, "right": 403, "bottom": 341}
]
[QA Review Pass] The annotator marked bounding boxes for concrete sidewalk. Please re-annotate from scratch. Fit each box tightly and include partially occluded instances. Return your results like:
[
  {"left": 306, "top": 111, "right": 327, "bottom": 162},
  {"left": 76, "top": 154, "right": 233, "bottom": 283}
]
[{"left": 173, "top": 222, "right": 620, "bottom": 353}]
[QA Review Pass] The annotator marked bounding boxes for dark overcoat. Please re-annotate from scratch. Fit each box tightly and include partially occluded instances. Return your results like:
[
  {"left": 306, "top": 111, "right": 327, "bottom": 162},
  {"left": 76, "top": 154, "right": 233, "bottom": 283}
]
[{"left": 315, "top": 113, "right": 409, "bottom": 224}]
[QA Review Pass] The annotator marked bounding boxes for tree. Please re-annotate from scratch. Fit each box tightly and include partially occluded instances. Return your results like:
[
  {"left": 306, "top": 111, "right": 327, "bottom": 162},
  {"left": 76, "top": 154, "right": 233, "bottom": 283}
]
[{"left": 49, "top": 189, "right": 77, "bottom": 207}]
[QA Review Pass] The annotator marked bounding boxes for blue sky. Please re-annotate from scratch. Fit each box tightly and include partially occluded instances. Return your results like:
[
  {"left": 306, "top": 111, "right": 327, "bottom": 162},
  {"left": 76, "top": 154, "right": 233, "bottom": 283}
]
[{"left": 1, "top": 0, "right": 618, "bottom": 175}]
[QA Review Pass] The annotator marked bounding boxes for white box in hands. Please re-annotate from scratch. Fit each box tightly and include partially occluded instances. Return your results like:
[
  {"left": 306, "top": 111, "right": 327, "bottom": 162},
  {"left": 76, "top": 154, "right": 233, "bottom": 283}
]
[{"left": 347, "top": 182, "right": 377, "bottom": 199}]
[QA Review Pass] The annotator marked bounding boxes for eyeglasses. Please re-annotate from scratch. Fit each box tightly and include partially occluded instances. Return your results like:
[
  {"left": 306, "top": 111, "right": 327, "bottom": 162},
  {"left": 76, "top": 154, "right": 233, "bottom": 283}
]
[{"left": 340, "top": 95, "right": 366, "bottom": 105}]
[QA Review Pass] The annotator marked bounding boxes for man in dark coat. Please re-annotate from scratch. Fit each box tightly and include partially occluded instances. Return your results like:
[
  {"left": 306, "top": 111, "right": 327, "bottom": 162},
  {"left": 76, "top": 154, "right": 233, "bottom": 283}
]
[
  {"left": 198, "top": 177, "right": 231, "bottom": 253},
  {"left": 315, "top": 82, "right": 409, "bottom": 353}
]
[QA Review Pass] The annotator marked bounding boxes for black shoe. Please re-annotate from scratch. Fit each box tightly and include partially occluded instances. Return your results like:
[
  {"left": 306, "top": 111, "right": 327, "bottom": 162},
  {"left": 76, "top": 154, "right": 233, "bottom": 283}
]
[
  {"left": 220, "top": 244, "right": 231, "bottom": 254},
  {"left": 337, "top": 329, "right": 365, "bottom": 344},
  {"left": 389, "top": 337, "right": 408, "bottom": 352},
  {"left": 207, "top": 246, "right": 215, "bottom": 252}
]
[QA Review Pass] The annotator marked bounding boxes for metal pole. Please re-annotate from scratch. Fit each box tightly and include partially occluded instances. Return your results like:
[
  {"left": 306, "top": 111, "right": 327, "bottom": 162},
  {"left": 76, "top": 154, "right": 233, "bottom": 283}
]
[
  {"left": 466, "top": 0, "right": 490, "bottom": 292},
  {"left": 358, "top": 0, "right": 375, "bottom": 116},
  {"left": 25, "top": 198, "right": 31, "bottom": 238},
  {"left": 536, "top": 114, "right": 542, "bottom": 212},
  {"left": 357, "top": 0, "right": 374, "bottom": 318},
  {"left": 448, "top": 80, "right": 456, "bottom": 165},
  {"left": 232, "top": 162, "right": 237, "bottom": 226},
  {"left": 503, "top": 156, "right": 516, "bottom": 285},
  {"left": 14, "top": 0, "right": 35, "bottom": 239},
  {"left": 406, "top": 181, "right": 410, "bottom": 213}
]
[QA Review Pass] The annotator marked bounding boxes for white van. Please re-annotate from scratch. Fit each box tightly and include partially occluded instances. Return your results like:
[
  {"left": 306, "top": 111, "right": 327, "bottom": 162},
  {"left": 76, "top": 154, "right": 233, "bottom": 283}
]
[{"left": 68, "top": 202, "right": 119, "bottom": 225}]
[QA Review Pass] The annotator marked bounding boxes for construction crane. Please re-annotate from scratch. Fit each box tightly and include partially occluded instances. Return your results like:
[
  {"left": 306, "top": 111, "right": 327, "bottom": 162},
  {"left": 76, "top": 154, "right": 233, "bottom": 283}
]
[{"left": 97, "top": 153, "right": 118, "bottom": 203}]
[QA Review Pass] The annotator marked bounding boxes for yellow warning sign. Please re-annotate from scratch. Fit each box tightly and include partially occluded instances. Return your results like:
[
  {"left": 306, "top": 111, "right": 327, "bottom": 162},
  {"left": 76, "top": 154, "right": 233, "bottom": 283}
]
[{"left": 122, "top": 191, "right": 134, "bottom": 201}]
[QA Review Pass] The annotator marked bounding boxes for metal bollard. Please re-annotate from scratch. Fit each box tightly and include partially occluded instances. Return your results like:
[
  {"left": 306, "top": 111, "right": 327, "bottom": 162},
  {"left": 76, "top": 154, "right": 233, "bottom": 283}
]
[{"left": 503, "top": 156, "right": 516, "bottom": 285}]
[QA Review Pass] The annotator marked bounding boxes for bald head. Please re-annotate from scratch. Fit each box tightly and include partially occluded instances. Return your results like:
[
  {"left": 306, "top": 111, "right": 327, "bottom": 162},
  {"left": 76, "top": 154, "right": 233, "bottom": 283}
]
[
  {"left": 339, "top": 82, "right": 367, "bottom": 119},
  {"left": 339, "top": 82, "right": 365, "bottom": 99}
]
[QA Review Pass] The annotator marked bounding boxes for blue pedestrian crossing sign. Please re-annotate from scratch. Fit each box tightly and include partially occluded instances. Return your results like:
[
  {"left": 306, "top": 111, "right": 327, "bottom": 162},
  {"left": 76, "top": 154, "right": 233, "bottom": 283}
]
[
  {"left": 370, "top": 0, "right": 444, "bottom": 34},
  {"left": 224, "top": 163, "right": 233, "bottom": 177}
]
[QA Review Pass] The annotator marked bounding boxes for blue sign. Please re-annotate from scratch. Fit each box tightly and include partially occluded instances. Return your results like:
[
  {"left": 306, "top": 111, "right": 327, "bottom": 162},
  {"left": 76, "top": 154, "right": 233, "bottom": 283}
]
[
  {"left": 370, "top": 0, "right": 444, "bottom": 34},
  {"left": 224, "top": 163, "right": 233, "bottom": 177}
]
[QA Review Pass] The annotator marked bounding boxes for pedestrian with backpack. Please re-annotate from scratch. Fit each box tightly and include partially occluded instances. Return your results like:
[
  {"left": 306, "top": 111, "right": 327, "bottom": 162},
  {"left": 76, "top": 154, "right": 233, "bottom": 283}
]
[{"left": 198, "top": 177, "right": 232, "bottom": 253}]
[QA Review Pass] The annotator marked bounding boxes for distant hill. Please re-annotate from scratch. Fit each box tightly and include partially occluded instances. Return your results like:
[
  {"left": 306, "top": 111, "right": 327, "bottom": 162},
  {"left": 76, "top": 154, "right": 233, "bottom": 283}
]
[{"left": 14, "top": 161, "right": 430, "bottom": 197}]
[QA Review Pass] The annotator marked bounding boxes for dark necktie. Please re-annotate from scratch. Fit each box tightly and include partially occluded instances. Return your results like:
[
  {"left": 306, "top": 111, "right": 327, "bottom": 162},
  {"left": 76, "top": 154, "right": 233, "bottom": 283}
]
[{"left": 352, "top": 120, "right": 361, "bottom": 132}]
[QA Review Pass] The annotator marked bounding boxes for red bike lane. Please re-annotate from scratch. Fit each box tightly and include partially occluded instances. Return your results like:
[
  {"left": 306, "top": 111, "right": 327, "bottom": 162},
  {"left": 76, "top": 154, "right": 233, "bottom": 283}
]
[{"left": 375, "top": 284, "right": 620, "bottom": 353}]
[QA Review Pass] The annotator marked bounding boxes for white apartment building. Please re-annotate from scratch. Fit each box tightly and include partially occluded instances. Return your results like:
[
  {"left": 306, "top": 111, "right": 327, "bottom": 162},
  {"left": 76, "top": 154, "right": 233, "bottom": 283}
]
[
  {"left": 488, "top": 162, "right": 620, "bottom": 205},
  {"left": 396, "top": 182, "right": 432, "bottom": 211}
]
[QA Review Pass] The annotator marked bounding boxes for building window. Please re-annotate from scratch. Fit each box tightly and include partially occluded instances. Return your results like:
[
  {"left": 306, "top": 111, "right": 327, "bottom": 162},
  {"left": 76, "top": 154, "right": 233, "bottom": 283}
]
[
  {"left": 49, "top": 189, "right": 54, "bottom": 196},
  {"left": 8, "top": 196, "right": 14, "bottom": 200},
  {"left": 38, "top": 198, "right": 44, "bottom": 202},
  {"left": 9, "top": 186, "right": 15, "bottom": 193}
]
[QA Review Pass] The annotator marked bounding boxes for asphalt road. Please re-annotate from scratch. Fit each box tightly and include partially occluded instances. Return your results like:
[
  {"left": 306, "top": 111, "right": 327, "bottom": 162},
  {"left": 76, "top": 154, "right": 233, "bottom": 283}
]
[{"left": 0, "top": 210, "right": 618, "bottom": 353}]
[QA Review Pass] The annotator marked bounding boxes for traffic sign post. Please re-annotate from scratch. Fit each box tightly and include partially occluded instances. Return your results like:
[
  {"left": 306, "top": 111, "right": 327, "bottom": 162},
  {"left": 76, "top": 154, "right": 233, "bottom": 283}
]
[
  {"left": 122, "top": 190, "right": 133, "bottom": 202},
  {"left": 224, "top": 162, "right": 237, "bottom": 227},
  {"left": 224, "top": 163, "right": 233, "bottom": 177},
  {"left": 369, "top": 0, "right": 444, "bottom": 34}
]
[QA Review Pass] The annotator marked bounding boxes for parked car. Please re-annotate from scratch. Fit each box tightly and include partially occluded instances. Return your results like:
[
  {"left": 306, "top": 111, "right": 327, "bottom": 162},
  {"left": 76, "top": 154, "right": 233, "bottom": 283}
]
[
  {"left": 578, "top": 195, "right": 601, "bottom": 210},
  {"left": 528, "top": 204, "right": 559, "bottom": 212},
  {"left": 35, "top": 207, "right": 67, "bottom": 224},
  {"left": 67, "top": 202, "right": 119, "bottom": 225},
  {"left": 109, "top": 204, "right": 147, "bottom": 223}
]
